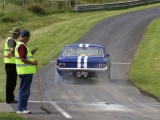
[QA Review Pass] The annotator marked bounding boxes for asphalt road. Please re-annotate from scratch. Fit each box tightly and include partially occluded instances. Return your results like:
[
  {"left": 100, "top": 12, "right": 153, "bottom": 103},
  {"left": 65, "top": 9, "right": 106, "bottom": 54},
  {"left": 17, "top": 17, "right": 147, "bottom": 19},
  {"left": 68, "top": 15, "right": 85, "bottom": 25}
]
[{"left": 12, "top": 6, "right": 160, "bottom": 120}]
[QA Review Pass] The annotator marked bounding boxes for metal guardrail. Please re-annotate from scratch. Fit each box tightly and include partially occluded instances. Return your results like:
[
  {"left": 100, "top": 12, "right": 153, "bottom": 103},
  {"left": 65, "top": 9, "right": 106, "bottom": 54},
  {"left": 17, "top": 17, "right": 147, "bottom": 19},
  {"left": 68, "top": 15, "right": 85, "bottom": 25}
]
[{"left": 75, "top": 0, "right": 160, "bottom": 12}]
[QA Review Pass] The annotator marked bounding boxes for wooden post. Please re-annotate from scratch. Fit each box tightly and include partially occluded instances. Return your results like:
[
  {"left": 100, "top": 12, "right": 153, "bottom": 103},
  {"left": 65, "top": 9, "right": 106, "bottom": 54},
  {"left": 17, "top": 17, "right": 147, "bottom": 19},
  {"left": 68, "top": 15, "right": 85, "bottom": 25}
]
[
  {"left": 18, "top": 21, "right": 20, "bottom": 27},
  {"left": 49, "top": 0, "right": 51, "bottom": 6},
  {"left": 22, "top": 3, "right": 23, "bottom": 11},
  {"left": 3, "top": 3, "right": 4, "bottom": 11}
]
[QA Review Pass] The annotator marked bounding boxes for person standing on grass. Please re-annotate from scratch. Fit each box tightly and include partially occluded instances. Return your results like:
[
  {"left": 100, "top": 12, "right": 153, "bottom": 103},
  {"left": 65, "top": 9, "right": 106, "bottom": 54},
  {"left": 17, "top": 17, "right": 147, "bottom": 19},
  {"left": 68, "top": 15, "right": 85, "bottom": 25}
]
[
  {"left": 4, "top": 27, "right": 20, "bottom": 104},
  {"left": 15, "top": 30, "right": 38, "bottom": 114}
]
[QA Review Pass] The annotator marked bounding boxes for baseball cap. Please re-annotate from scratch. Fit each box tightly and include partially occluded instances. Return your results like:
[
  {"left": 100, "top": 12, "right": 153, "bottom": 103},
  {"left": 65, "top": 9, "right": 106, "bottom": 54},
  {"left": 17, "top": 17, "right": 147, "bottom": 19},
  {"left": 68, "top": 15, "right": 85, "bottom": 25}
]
[{"left": 20, "top": 30, "right": 30, "bottom": 37}]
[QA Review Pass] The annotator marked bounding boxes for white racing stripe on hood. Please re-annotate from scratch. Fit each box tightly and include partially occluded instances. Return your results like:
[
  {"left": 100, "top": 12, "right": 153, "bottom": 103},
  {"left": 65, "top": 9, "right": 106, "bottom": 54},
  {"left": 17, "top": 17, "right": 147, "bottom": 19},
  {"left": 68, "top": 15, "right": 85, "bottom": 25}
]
[
  {"left": 79, "top": 44, "right": 89, "bottom": 47},
  {"left": 77, "top": 56, "right": 82, "bottom": 68},
  {"left": 79, "top": 44, "right": 83, "bottom": 47},
  {"left": 85, "top": 44, "right": 89, "bottom": 47},
  {"left": 84, "top": 56, "right": 88, "bottom": 68}
]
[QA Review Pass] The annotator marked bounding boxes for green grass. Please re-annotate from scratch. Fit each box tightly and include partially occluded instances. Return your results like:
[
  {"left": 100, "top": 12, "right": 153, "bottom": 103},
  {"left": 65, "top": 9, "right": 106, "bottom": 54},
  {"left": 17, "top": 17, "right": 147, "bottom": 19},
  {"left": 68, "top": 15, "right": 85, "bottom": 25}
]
[
  {"left": 0, "top": 1, "right": 160, "bottom": 119},
  {"left": 129, "top": 17, "right": 160, "bottom": 100},
  {"left": 0, "top": 112, "right": 28, "bottom": 120}
]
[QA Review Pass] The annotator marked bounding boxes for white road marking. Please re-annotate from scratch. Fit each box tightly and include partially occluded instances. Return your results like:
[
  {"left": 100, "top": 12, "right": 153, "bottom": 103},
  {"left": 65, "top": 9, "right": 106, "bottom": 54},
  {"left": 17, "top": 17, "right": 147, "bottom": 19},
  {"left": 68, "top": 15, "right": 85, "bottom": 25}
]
[
  {"left": 111, "top": 62, "right": 131, "bottom": 65},
  {"left": 29, "top": 101, "right": 50, "bottom": 103},
  {"left": 50, "top": 61, "right": 56, "bottom": 62},
  {"left": 29, "top": 101, "right": 72, "bottom": 118},
  {"left": 50, "top": 61, "right": 131, "bottom": 65},
  {"left": 51, "top": 102, "right": 72, "bottom": 118}
]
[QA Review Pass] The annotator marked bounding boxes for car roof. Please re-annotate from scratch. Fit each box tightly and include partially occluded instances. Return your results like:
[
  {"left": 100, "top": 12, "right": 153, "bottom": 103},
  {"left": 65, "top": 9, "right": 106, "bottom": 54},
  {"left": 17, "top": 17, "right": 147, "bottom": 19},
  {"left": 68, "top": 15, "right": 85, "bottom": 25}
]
[{"left": 65, "top": 44, "right": 103, "bottom": 48}]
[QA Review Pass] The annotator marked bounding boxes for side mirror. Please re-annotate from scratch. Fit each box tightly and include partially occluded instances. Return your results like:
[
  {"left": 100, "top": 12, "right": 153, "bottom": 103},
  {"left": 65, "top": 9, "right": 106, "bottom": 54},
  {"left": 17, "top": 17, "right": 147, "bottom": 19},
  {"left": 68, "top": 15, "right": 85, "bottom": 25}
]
[{"left": 107, "top": 54, "right": 109, "bottom": 57}]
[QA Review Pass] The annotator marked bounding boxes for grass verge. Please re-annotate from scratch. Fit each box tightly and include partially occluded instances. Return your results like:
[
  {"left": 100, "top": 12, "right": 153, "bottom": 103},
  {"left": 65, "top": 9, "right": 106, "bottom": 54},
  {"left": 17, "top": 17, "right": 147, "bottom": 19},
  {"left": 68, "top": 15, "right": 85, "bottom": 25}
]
[
  {"left": 129, "top": 17, "right": 160, "bottom": 101},
  {"left": 0, "top": 112, "right": 28, "bottom": 120},
  {"left": 0, "top": 2, "right": 160, "bottom": 120}
]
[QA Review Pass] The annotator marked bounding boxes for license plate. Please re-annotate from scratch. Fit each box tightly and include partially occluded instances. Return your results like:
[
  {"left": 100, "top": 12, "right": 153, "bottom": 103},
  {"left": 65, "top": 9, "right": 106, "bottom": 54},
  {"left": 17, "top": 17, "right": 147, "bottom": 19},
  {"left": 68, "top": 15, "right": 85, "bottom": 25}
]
[{"left": 76, "top": 71, "right": 88, "bottom": 75}]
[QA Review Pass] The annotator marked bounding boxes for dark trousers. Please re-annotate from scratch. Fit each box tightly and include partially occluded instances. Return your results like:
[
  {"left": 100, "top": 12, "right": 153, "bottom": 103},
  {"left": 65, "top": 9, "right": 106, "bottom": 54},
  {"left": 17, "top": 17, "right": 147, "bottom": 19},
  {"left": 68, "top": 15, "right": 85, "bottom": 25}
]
[{"left": 5, "top": 63, "right": 17, "bottom": 103}]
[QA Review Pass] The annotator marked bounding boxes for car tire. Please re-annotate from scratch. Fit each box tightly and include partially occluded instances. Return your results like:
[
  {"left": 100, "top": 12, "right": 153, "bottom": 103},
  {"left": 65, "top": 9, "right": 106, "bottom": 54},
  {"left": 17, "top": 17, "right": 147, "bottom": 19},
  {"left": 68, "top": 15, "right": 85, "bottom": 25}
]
[
  {"left": 57, "top": 69, "right": 66, "bottom": 78},
  {"left": 101, "top": 63, "right": 111, "bottom": 81}
]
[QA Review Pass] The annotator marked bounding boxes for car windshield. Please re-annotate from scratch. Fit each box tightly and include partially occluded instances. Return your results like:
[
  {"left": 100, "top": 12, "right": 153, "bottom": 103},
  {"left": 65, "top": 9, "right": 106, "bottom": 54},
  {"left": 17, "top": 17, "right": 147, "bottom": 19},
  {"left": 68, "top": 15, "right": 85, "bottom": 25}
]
[{"left": 63, "top": 47, "right": 103, "bottom": 57}]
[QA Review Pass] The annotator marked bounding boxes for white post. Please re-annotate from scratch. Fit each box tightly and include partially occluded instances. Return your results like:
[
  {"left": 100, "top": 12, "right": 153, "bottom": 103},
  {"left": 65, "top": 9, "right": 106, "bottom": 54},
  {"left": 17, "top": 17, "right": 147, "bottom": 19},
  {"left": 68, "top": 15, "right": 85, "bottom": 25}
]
[
  {"left": 4, "top": 0, "right": 5, "bottom": 4},
  {"left": 68, "top": 0, "right": 71, "bottom": 7},
  {"left": 52, "top": 0, "right": 54, "bottom": 9},
  {"left": 9, "top": 2, "right": 12, "bottom": 11}
]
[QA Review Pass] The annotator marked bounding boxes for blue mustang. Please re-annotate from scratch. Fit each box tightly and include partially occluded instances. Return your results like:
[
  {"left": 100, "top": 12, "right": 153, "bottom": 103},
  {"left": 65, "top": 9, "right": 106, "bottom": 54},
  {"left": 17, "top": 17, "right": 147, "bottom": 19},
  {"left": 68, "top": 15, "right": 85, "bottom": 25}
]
[{"left": 57, "top": 43, "right": 111, "bottom": 79}]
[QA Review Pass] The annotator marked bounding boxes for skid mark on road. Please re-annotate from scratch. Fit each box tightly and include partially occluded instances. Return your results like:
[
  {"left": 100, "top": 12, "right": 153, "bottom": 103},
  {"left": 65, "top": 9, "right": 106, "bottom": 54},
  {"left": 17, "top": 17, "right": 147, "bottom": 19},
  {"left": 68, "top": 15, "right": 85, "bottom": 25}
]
[
  {"left": 93, "top": 102, "right": 132, "bottom": 111},
  {"left": 67, "top": 102, "right": 132, "bottom": 112},
  {"left": 29, "top": 101, "right": 132, "bottom": 114}
]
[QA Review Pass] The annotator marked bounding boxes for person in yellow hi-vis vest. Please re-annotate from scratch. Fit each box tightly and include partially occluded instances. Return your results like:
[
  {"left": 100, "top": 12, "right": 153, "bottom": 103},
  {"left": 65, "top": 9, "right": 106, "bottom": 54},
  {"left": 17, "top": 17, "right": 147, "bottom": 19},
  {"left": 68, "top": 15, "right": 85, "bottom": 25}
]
[
  {"left": 15, "top": 30, "right": 38, "bottom": 114},
  {"left": 4, "top": 27, "right": 20, "bottom": 104}
]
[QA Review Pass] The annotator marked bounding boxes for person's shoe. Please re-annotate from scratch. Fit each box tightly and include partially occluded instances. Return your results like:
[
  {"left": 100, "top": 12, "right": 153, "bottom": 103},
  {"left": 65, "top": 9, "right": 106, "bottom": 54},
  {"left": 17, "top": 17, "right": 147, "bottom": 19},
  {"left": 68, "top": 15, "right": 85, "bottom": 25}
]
[
  {"left": 7, "top": 100, "right": 18, "bottom": 104},
  {"left": 17, "top": 110, "right": 32, "bottom": 114}
]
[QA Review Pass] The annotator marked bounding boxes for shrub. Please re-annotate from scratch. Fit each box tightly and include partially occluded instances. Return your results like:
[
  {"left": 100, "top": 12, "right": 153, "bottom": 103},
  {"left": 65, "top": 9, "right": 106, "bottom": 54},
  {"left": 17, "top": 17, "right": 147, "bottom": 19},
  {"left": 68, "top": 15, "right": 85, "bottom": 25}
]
[
  {"left": 28, "top": 5, "right": 46, "bottom": 15},
  {"left": 69, "top": 0, "right": 81, "bottom": 7},
  {"left": 57, "top": 1, "right": 66, "bottom": 9},
  {"left": 11, "top": 0, "right": 44, "bottom": 5},
  {"left": 1, "top": 16, "right": 15, "bottom": 23},
  {"left": 0, "top": 12, "right": 5, "bottom": 18}
]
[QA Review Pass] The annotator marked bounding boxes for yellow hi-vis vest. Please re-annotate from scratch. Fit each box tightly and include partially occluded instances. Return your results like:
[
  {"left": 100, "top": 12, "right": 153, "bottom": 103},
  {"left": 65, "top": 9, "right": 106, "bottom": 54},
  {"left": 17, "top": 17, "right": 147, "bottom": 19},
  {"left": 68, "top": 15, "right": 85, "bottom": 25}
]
[
  {"left": 4, "top": 37, "right": 17, "bottom": 64},
  {"left": 15, "top": 42, "right": 36, "bottom": 75}
]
